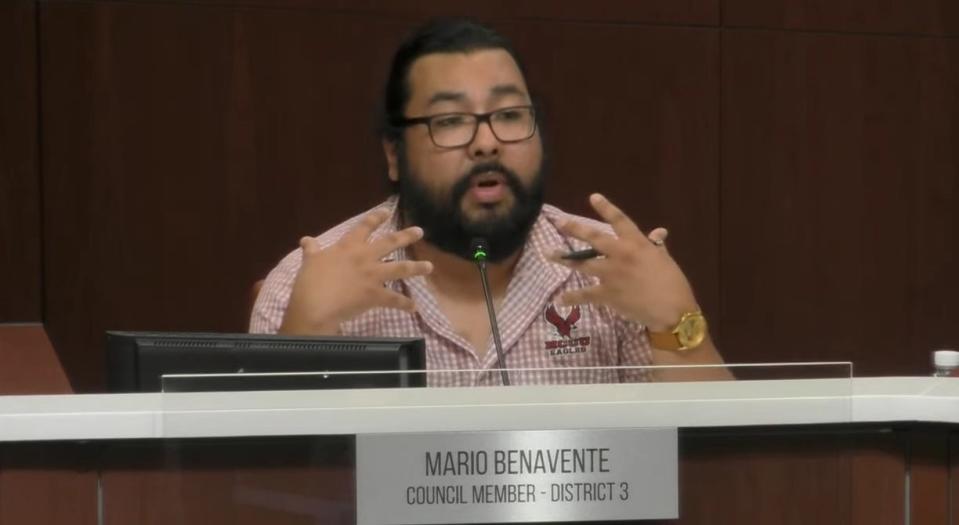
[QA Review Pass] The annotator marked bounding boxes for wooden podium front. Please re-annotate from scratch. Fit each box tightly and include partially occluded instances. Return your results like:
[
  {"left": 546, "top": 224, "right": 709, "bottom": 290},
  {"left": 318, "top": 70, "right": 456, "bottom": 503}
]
[{"left": 1, "top": 378, "right": 957, "bottom": 525}]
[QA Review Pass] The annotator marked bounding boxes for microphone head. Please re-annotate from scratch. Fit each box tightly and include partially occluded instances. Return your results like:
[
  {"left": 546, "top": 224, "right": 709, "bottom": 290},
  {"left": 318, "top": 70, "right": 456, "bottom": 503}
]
[{"left": 470, "top": 238, "right": 488, "bottom": 262}]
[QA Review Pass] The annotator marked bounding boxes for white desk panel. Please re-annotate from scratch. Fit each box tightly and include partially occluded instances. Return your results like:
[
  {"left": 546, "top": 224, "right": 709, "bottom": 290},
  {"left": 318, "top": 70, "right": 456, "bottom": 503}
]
[{"left": 0, "top": 377, "right": 956, "bottom": 442}]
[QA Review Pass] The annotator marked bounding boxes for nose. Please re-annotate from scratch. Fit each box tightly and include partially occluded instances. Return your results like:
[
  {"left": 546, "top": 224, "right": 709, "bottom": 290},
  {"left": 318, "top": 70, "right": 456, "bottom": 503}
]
[{"left": 469, "top": 120, "right": 500, "bottom": 159}]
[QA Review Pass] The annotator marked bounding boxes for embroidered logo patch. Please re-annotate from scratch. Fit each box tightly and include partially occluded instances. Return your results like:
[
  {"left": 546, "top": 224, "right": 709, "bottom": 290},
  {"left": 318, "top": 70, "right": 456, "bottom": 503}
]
[
  {"left": 544, "top": 304, "right": 580, "bottom": 338},
  {"left": 543, "top": 304, "right": 591, "bottom": 356}
]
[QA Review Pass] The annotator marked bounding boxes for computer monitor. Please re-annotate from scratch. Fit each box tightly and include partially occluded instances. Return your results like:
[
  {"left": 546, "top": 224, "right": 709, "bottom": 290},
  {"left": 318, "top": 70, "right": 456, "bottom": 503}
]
[{"left": 106, "top": 331, "right": 426, "bottom": 392}]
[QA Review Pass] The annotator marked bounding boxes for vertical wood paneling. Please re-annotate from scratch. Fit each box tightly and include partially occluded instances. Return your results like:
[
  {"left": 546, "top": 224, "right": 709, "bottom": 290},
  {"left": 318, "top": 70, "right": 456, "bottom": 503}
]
[
  {"left": 100, "top": 438, "right": 354, "bottom": 525},
  {"left": 507, "top": 22, "right": 721, "bottom": 338},
  {"left": 92, "top": 0, "right": 720, "bottom": 26},
  {"left": 850, "top": 431, "right": 906, "bottom": 525},
  {"left": 675, "top": 431, "right": 852, "bottom": 524},
  {"left": 911, "top": 39, "right": 959, "bottom": 372},
  {"left": 721, "top": 30, "right": 959, "bottom": 375},
  {"left": 649, "top": 428, "right": 905, "bottom": 525},
  {"left": 0, "top": 1, "right": 42, "bottom": 322},
  {"left": 952, "top": 432, "right": 959, "bottom": 525},
  {"left": 909, "top": 428, "right": 951, "bottom": 525},
  {"left": 39, "top": 3, "right": 414, "bottom": 390},
  {"left": 0, "top": 444, "right": 98, "bottom": 525},
  {"left": 725, "top": 0, "right": 959, "bottom": 36}
]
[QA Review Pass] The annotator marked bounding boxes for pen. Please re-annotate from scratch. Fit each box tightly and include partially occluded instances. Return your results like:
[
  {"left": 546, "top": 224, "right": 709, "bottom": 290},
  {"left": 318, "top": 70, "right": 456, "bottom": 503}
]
[{"left": 561, "top": 248, "right": 601, "bottom": 260}]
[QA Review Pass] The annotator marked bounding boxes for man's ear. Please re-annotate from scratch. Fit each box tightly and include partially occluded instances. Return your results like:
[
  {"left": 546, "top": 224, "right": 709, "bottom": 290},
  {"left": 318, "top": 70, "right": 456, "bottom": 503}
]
[{"left": 383, "top": 139, "right": 399, "bottom": 183}]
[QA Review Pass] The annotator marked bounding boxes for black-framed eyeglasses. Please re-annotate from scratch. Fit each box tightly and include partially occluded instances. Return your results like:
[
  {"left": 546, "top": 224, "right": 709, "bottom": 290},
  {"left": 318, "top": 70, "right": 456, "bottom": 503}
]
[{"left": 393, "top": 105, "right": 537, "bottom": 148}]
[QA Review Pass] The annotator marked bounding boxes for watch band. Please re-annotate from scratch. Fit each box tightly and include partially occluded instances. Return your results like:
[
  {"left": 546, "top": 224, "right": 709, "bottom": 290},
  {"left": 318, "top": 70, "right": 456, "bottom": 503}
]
[
  {"left": 647, "top": 329, "right": 683, "bottom": 351},
  {"left": 647, "top": 311, "right": 707, "bottom": 351}
]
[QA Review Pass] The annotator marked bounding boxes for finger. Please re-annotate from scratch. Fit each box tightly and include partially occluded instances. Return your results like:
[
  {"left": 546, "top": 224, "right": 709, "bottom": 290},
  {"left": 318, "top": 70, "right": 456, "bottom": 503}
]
[
  {"left": 557, "top": 286, "right": 606, "bottom": 307},
  {"left": 368, "top": 226, "right": 424, "bottom": 259},
  {"left": 647, "top": 227, "right": 668, "bottom": 247},
  {"left": 343, "top": 208, "right": 392, "bottom": 244},
  {"left": 589, "top": 193, "right": 645, "bottom": 241},
  {"left": 375, "top": 260, "right": 433, "bottom": 281},
  {"left": 299, "top": 236, "right": 323, "bottom": 255},
  {"left": 372, "top": 288, "right": 417, "bottom": 313},
  {"left": 557, "top": 220, "right": 621, "bottom": 256}
]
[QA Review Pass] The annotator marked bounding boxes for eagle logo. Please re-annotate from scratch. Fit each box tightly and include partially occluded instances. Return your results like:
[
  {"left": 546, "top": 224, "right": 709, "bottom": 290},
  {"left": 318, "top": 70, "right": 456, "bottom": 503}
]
[{"left": 544, "top": 304, "right": 581, "bottom": 339}]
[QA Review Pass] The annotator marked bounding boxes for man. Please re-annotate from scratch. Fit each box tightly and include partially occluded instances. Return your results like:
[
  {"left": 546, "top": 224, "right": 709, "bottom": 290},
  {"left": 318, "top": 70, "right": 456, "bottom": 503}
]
[{"left": 251, "top": 18, "right": 728, "bottom": 385}]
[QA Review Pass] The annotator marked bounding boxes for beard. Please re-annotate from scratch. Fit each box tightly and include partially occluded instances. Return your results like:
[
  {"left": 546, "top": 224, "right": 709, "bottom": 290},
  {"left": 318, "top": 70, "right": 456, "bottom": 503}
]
[{"left": 396, "top": 148, "right": 545, "bottom": 263}]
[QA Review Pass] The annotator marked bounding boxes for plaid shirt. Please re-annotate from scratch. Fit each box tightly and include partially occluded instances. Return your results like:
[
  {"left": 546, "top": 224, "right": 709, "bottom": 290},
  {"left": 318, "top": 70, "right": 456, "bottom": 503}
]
[{"left": 250, "top": 197, "right": 653, "bottom": 386}]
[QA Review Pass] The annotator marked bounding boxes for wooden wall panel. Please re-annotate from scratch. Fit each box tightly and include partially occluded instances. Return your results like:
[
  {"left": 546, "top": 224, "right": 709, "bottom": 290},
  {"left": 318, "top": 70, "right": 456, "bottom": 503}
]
[
  {"left": 651, "top": 427, "right": 905, "bottom": 525},
  {"left": 40, "top": 1, "right": 719, "bottom": 390},
  {"left": 909, "top": 428, "right": 951, "bottom": 525},
  {"left": 850, "top": 431, "right": 906, "bottom": 525},
  {"left": 0, "top": 1, "right": 42, "bottom": 322},
  {"left": 724, "top": 0, "right": 959, "bottom": 36},
  {"left": 100, "top": 438, "right": 354, "bottom": 525},
  {"left": 0, "top": 444, "right": 98, "bottom": 525},
  {"left": 130, "top": 0, "right": 720, "bottom": 26},
  {"left": 952, "top": 432, "right": 959, "bottom": 525},
  {"left": 910, "top": 39, "right": 959, "bottom": 375},
  {"left": 674, "top": 431, "right": 854, "bottom": 524},
  {"left": 507, "top": 23, "right": 721, "bottom": 337},
  {"left": 721, "top": 30, "right": 959, "bottom": 375},
  {"left": 39, "top": 3, "right": 412, "bottom": 390}
]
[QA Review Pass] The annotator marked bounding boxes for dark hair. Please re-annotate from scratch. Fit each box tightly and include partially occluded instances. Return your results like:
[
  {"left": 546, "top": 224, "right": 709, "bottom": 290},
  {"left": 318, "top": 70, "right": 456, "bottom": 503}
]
[{"left": 380, "top": 18, "right": 529, "bottom": 144}]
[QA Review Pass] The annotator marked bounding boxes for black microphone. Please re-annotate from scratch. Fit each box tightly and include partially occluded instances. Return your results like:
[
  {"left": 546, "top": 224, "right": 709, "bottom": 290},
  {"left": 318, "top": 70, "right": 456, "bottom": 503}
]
[{"left": 470, "top": 238, "right": 511, "bottom": 386}]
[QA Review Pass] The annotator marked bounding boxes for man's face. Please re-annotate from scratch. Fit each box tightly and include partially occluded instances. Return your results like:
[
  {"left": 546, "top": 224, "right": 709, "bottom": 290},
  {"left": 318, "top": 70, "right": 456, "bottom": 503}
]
[{"left": 386, "top": 49, "right": 545, "bottom": 262}]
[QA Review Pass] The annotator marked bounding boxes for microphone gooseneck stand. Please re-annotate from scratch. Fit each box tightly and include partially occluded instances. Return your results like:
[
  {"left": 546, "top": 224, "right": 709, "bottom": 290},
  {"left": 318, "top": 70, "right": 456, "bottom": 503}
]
[{"left": 470, "top": 238, "right": 511, "bottom": 386}]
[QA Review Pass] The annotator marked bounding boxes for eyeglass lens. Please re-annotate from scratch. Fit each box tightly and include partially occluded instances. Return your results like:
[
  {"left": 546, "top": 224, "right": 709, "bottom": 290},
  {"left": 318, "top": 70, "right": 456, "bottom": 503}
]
[{"left": 429, "top": 107, "right": 535, "bottom": 148}]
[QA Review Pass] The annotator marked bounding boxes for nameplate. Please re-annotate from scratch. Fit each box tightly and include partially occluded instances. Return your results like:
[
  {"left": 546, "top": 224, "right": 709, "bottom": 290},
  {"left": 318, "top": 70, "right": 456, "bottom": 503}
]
[{"left": 356, "top": 428, "right": 678, "bottom": 524}]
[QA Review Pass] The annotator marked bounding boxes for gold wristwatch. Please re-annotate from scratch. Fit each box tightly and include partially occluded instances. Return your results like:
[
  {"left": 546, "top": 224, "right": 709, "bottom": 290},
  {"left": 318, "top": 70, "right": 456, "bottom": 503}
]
[{"left": 647, "top": 311, "right": 708, "bottom": 351}]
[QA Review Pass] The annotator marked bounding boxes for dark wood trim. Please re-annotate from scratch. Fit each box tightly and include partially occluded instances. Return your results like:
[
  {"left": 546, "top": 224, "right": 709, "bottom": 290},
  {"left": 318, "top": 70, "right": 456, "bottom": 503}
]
[{"left": 0, "top": 324, "right": 71, "bottom": 395}]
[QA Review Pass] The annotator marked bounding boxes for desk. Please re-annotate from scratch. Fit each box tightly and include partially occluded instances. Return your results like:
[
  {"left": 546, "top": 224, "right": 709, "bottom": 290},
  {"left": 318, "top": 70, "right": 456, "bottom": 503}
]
[{"left": 1, "top": 378, "right": 957, "bottom": 524}]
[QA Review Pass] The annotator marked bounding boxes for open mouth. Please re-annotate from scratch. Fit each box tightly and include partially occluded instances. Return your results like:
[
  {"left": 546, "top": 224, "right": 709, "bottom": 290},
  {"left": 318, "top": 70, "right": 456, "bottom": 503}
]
[
  {"left": 472, "top": 171, "right": 506, "bottom": 187},
  {"left": 469, "top": 172, "right": 508, "bottom": 203}
]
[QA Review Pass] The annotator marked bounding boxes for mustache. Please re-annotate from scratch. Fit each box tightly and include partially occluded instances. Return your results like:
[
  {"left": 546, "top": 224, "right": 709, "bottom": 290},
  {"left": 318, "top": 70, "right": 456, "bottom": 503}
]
[{"left": 451, "top": 162, "right": 525, "bottom": 202}]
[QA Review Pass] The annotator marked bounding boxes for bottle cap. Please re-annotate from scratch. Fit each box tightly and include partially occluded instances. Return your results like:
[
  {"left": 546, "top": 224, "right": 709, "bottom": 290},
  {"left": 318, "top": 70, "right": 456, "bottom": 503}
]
[{"left": 933, "top": 350, "right": 959, "bottom": 369}]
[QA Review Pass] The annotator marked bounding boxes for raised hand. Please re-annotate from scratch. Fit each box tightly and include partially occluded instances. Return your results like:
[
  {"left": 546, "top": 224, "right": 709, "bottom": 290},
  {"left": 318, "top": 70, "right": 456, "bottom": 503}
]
[
  {"left": 279, "top": 209, "right": 433, "bottom": 335},
  {"left": 551, "top": 193, "right": 699, "bottom": 332}
]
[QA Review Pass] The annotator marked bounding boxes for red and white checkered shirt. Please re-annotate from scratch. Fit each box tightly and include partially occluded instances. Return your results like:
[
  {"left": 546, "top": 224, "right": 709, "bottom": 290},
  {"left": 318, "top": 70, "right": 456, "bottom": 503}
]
[{"left": 250, "top": 197, "right": 653, "bottom": 386}]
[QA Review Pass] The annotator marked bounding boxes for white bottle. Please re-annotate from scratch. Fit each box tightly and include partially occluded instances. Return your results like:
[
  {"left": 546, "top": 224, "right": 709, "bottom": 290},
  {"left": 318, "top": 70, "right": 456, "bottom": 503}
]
[{"left": 932, "top": 350, "right": 959, "bottom": 377}]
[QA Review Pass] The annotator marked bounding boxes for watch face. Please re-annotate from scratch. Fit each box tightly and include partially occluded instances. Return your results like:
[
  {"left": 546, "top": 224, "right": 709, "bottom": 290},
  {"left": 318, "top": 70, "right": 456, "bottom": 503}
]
[{"left": 677, "top": 314, "right": 707, "bottom": 349}]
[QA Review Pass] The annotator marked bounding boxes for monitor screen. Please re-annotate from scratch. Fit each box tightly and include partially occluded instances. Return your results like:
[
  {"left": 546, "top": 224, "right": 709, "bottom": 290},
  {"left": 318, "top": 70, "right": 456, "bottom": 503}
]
[{"left": 106, "top": 331, "right": 426, "bottom": 392}]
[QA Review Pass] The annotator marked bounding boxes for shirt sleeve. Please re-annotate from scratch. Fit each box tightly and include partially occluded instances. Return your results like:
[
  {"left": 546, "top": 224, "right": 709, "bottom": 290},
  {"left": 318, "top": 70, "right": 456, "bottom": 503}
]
[{"left": 248, "top": 248, "right": 303, "bottom": 334}]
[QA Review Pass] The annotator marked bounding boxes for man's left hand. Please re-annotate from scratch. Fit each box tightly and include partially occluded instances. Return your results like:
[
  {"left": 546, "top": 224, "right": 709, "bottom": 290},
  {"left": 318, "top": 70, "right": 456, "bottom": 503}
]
[{"left": 551, "top": 193, "right": 699, "bottom": 332}]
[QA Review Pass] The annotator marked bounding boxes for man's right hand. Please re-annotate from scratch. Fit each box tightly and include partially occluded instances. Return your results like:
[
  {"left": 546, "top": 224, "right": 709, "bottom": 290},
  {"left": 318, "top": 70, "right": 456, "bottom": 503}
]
[{"left": 279, "top": 209, "right": 433, "bottom": 335}]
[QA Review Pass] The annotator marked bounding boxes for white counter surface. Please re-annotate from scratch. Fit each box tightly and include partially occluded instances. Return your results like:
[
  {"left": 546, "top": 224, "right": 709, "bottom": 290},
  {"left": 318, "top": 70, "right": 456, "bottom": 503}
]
[{"left": 0, "top": 377, "right": 956, "bottom": 442}]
